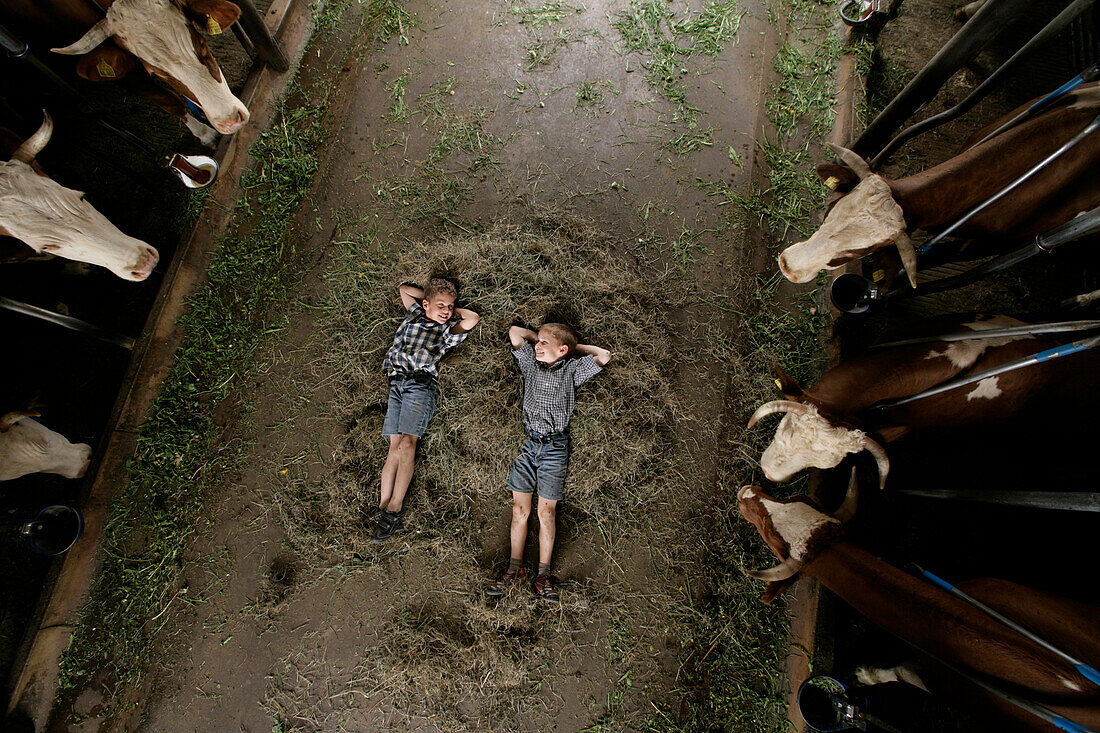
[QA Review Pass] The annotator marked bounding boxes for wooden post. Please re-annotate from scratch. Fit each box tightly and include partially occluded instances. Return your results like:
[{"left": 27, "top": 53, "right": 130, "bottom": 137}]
[
  {"left": 234, "top": 0, "right": 289, "bottom": 73},
  {"left": 852, "top": 0, "right": 1034, "bottom": 157}
]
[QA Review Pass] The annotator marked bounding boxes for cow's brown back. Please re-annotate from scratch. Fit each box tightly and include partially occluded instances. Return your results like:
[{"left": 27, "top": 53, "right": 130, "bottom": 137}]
[{"left": 890, "top": 83, "right": 1100, "bottom": 243}]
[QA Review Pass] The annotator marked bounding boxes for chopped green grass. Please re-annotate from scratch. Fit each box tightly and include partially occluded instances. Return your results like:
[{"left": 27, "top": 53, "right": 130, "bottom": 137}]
[
  {"left": 664, "top": 126, "right": 716, "bottom": 155},
  {"left": 609, "top": 0, "right": 741, "bottom": 125},
  {"left": 387, "top": 68, "right": 412, "bottom": 120},
  {"left": 511, "top": 0, "right": 585, "bottom": 28}
]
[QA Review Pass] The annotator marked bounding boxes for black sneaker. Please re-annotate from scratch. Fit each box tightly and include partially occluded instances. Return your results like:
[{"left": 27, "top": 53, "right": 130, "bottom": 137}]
[
  {"left": 371, "top": 509, "right": 404, "bottom": 543},
  {"left": 532, "top": 573, "right": 560, "bottom": 602},
  {"left": 487, "top": 566, "right": 527, "bottom": 597}
]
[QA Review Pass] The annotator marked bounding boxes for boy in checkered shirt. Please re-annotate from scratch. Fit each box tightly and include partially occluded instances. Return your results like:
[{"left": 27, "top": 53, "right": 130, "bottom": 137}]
[
  {"left": 487, "top": 322, "right": 611, "bottom": 601},
  {"left": 373, "top": 277, "right": 479, "bottom": 542}
]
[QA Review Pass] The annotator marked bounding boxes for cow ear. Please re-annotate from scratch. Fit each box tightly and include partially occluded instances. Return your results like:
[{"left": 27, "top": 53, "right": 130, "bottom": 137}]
[
  {"left": 185, "top": 0, "right": 241, "bottom": 32},
  {"left": 74, "top": 45, "right": 136, "bottom": 81},
  {"left": 817, "top": 163, "right": 859, "bottom": 193},
  {"left": 773, "top": 365, "right": 803, "bottom": 398}
]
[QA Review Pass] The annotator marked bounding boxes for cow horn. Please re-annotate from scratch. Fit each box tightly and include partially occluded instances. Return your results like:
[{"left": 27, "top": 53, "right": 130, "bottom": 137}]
[
  {"left": 747, "top": 400, "right": 809, "bottom": 428},
  {"left": 825, "top": 142, "right": 872, "bottom": 180},
  {"left": 833, "top": 467, "right": 859, "bottom": 523},
  {"left": 12, "top": 112, "right": 53, "bottom": 164},
  {"left": 861, "top": 437, "right": 890, "bottom": 490},
  {"left": 749, "top": 557, "right": 804, "bottom": 582},
  {"left": 52, "top": 19, "right": 112, "bottom": 55},
  {"left": 896, "top": 232, "right": 918, "bottom": 289}
]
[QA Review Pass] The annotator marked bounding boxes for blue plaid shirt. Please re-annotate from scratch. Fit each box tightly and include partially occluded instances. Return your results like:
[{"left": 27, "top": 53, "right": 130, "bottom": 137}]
[
  {"left": 513, "top": 342, "right": 602, "bottom": 435},
  {"left": 383, "top": 303, "right": 469, "bottom": 379}
]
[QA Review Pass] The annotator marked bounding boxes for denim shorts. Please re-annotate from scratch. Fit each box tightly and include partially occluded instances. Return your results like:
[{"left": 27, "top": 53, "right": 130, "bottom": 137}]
[
  {"left": 381, "top": 375, "right": 439, "bottom": 437},
  {"left": 507, "top": 434, "right": 570, "bottom": 502}
]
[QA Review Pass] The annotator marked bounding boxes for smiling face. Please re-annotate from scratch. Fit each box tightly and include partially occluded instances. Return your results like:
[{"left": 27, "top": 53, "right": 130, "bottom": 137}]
[
  {"left": 534, "top": 328, "right": 569, "bottom": 365},
  {"left": 422, "top": 292, "right": 455, "bottom": 324}
]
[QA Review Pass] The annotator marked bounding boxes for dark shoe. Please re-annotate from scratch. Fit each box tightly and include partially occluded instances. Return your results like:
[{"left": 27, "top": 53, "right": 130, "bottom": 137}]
[
  {"left": 487, "top": 565, "right": 527, "bottom": 597},
  {"left": 371, "top": 509, "right": 404, "bottom": 543},
  {"left": 532, "top": 574, "right": 560, "bottom": 602}
]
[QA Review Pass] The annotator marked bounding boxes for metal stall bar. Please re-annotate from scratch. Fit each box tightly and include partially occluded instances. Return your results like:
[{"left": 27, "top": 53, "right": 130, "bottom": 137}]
[
  {"left": 234, "top": 0, "right": 289, "bottom": 72},
  {"left": 870, "top": 0, "right": 1098, "bottom": 167},
  {"left": 852, "top": 0, "right": 1035, "bottom": 158}
]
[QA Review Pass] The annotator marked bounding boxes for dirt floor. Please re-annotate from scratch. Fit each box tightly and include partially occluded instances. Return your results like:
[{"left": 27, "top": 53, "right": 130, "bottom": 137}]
[{"left": 50, "top": 0, "right": 833, "bottom": 731}]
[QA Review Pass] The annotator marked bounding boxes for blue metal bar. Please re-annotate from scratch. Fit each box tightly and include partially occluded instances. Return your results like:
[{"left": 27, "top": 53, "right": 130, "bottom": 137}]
[
  {"left": 920, "top": 113, "right": 1100, "bottom": 255},
  {"left": 872, "top": 334, "right": 1100, "bottom": 410},
  {"left": 916, "top": 565, "right": 1100, "bottom": 687}
]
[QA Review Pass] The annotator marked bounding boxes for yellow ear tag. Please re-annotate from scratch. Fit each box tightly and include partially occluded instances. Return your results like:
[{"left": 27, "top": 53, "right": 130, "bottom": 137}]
[
  {"left": 206, "top": 16, "right": 223, "bottom": 34},
  {"left": 872, "top": 269, "right": 886, "bottom": 282},
  {"left": 774, "top": 379, "right": 783, "bottom": 390},
  {"left": 96, "top": 59, "right": 115, "bottom": 78},
  {"left": 824, "top": 176, "right": 840, "bottom": 190}
]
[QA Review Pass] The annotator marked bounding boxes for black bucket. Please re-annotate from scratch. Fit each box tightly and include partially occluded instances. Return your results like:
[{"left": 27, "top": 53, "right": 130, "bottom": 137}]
[
  {"left": 22, "top": 505, "right": 84, "bottom": 556},
  {"left": 798, "top": 675, "right": 861, "bottom": 732},
  {"left": 830, "top": 273, "right": 879, "bottom": 314}
]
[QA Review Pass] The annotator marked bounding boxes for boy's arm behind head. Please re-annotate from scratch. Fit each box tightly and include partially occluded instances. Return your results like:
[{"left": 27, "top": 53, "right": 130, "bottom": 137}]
[
  {"left": 398, "top": 283, "right": 423, "bottom": 310},
  {"left": 508, "top": 325, "right": 537, "bottom": 350},
  {"left": 574, "top": 342, "right": 612, "bottom": 367}
]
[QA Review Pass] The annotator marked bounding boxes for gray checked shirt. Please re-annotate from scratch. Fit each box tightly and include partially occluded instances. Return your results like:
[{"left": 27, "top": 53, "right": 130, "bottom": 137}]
[
  {"left": 513, "top": 342, "right": 603, "bottom": 436},
  {"left": 383, "top": 303, "right": 469, "bottom": 378}
]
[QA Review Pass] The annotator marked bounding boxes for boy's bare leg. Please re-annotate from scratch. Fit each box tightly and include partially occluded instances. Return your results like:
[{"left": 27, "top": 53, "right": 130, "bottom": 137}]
[
  {"left": 378, "top": 435, "right": 403, "bottom": 510},
  {"left": 536, "top": 498, "right": 558, "bottom": 568},
  {"left": 509, "top": 491, "right": 533, "bottom": 562},
  {"left": 385, "top": 434, "right": 419, "bottom": 512}
]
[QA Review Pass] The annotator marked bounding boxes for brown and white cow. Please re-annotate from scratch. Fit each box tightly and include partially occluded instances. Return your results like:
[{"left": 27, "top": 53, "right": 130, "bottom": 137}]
[
  {"left": 0, "top": 113, "right": 160, "bottom": 280},
  {"left": 778, "top": 83, "right": 1100, "bottom": 286},
  {"left": 738, "top": 479, "right": 1100, "bottom": 732},
  {"left": 1, "top": 0, "right": 249, "bottom": 143},
  {"left": 748, "top": 314, "right": 1099, "bottom": 488},
  {"left": 0, "top": 411, "right": 92, "bottom": 481}
]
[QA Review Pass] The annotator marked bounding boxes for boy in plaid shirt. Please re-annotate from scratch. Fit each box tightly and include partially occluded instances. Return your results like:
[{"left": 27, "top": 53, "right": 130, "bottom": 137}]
[
  {"left": 374, "top": 277, "right": 479, "bottom": 542},
  {"left": 487, "top": 322, "right": 611, "bottom": 601}
]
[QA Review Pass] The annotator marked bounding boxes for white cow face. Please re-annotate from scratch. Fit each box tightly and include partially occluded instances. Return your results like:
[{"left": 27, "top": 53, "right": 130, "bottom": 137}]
[
  {"left": 0, "top": 158, "right": 159, "bottom": 281},
  {"left": 0, "top": 414, "right": 92, "bottom": 482},
  {"left": 778, "top": 174, "right": 908, "bottom": 283},
  {"left": 760, "top": 405, "right": 868, "bottom": 481},
  {"left": 54, "top": 0, "right": 249, "bottom": 135}
]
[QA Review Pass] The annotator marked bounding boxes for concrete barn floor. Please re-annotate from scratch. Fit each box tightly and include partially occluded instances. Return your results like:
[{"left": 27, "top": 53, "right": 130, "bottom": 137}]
[{"left": 59, "top": 0, "right": 810, "bottom": 730}]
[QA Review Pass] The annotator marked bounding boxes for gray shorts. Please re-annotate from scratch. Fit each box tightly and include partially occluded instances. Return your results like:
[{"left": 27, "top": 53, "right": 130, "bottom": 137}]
[
  {"left": 507, "top": 434, "right": 570, "bottom": 502},
  {"left": 382, "top": 375, "right": 439, "bottom": 437}
]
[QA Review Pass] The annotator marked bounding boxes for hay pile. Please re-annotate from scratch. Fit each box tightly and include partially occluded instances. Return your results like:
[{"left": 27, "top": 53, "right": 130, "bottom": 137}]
[
  {"left": 275, "top": 213, "right": 683, "bottom": 562},
  {"left": 262, "top": 213, "right": 685, "bottom": 730}
]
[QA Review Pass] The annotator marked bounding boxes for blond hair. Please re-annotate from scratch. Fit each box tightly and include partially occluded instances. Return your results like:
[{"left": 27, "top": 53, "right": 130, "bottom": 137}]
[
  {"left": 423, "top": 277, "right": 458, "bottom": 301},
  {"left": 540, "top": 322, "right": 578, "bottom": 355}
]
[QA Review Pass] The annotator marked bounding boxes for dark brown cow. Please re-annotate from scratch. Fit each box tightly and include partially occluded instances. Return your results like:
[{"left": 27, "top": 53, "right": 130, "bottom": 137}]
[
  {"left": 0, "top": 0, "right": 249, "bottom": 142},
  {"left": 747, "top": 314, "right": 1100, "bottom": 488},
  {"left": 738, "top": 479, "right": 1100, "bottom": 732},
  {"left": 778, "top": 83, "right": 1100, "bottom": 286}
]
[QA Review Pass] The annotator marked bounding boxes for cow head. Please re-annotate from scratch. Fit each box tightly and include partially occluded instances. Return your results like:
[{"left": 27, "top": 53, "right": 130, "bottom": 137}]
[
  {"left": 0, "top": 411, "right": 93, "bottom": 481},
  {"left": 778, "top": 144, "right": 918, "bottom": 289},
  {"left": 748, "top": 400, "right": 890, "bottom": 490},
  {"left": 737, "top": 469, "right": 857, "bottom": 603},
  {"left": 52, "top": 0, "right": 249, "bottom": 135},
  {"left": 0, "top": 113, "right": 160, "bottom": 280}
]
